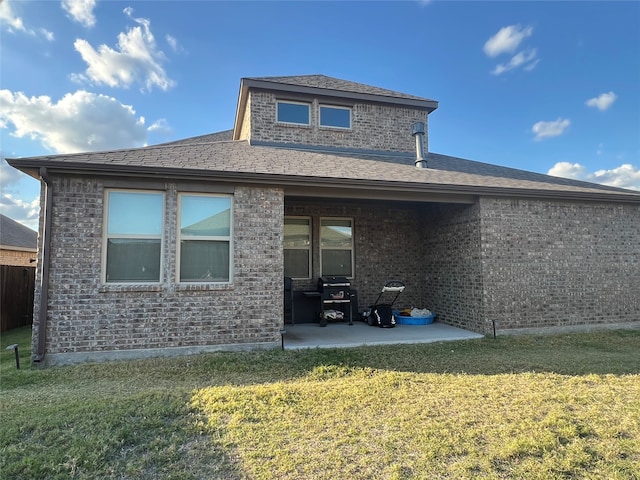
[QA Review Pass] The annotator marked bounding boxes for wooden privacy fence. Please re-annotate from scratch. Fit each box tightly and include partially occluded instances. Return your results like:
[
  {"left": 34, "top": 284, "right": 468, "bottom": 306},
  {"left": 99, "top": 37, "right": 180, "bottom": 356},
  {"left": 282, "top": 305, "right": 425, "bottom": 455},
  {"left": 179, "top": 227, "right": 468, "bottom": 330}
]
[{"left": 1, "top": 265, "right": 35, "bottom": 332}]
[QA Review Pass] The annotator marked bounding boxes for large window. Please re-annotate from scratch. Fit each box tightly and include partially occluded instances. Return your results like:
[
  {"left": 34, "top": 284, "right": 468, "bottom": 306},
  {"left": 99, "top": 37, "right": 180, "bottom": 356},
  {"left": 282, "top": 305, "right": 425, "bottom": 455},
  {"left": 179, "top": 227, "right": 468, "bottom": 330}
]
[
  {"left": 320, "top": 218, "right": 353, "bottom": 277},
  {"left": 284, "top": 217, "right": 311, "bottom": 279},
  {"left": 320, "top": 105, "right": 351, "bottom": 129},
  {"left": 178, "top": 194, "right": 232, "bottom": 283},
  {"left": 104, "top": 190, "right": 163, "bottom": 283},
  {"left": 276, "top": 101, "right": 310, "bottom": 125}
]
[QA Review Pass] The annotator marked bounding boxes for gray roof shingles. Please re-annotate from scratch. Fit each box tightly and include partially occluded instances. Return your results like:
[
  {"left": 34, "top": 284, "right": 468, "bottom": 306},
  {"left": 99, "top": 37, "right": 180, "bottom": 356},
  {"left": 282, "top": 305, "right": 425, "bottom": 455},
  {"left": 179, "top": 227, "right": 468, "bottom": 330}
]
[
  {"left": 7, "top": 139, "right": 640, "bottom": 201},
  {"left": 246, "top": 75, "right": 435, "bottom": 103},
  {"left": 6, "top": 74, "right": 639, "bottom": 202},
  {"left": 0, "top": 214, "right": 37, "bottom": 249}
]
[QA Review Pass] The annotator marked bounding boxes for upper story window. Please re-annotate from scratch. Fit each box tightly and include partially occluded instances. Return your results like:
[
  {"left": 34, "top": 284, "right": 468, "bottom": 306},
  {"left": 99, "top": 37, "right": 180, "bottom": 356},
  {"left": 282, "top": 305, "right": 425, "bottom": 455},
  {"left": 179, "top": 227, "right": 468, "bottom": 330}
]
[
  {"left": 178, "top": 193, "right": 232, "bottom": 283},
  {"left": 320, "top": 105, "right": 351, "bottom": 129},
  {"left": 320, "top": 217, "right": 353, "bottom": 278},
  {"left": 104, "top": 190, "right": 164, "bottom": 283},
  {"left": 284, "top": 217, "right": 311, "bottom": 279},
  {"left": 276, "top": 101, "right": 310, "bottom": 125}
]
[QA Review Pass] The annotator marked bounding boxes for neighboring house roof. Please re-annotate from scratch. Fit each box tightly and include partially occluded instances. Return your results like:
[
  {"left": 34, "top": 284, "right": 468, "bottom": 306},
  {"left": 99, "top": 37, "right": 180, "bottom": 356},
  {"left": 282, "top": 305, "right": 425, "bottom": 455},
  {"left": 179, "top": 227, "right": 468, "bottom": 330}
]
[
  {"left": 0, "top": 214, "right": 37, "bottom": 250},
  {"left": 8, "top": 139, "right": 640, "bottom": 204}
]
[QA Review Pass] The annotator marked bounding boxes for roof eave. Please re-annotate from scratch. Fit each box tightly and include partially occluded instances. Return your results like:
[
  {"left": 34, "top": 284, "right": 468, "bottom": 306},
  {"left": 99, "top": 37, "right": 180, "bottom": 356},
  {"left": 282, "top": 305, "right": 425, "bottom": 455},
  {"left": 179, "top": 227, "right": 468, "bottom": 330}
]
[{"left": 9, "top": 158, "right": 640, "bottom": 205}]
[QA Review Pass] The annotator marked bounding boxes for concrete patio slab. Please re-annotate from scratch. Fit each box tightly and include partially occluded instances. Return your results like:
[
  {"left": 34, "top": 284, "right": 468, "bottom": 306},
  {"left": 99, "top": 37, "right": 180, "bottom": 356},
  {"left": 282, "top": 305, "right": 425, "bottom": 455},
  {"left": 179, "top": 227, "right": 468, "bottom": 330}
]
[{"left": 283, "top": 320, "right": 484, "bottom": 350}]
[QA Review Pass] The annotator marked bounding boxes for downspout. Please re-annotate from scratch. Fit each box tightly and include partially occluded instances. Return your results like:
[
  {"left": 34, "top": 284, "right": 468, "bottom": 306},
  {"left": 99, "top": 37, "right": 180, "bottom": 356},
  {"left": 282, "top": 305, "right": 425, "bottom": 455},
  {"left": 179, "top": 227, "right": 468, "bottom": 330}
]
[
  {"left": 34, "top": 167, "right": 52, "bottom": 364},
  {"left": 412, "top": 121, "right": 428, "bottom": 169}
]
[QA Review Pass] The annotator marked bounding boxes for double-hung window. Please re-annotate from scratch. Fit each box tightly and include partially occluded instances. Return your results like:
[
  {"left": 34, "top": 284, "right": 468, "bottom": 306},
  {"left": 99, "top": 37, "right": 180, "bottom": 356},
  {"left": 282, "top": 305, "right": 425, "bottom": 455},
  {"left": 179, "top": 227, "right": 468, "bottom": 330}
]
[
  {"left": 320, "top": 218, "right": 353, "bottom": 277},
  {"left": 104, "top": 190, "right": 164, "bottom": 283},
  {"left": 284, "top": 217, "right": 311, "bottom": 279},
  {"left": 178, "top": 194, "right": 232, "bottom": 283},
  {"left": 319, "top": 105, "right": 351, "bottom": 129},
  {"left": 276, "top": 101, "right": 310, "bottom": 125}
]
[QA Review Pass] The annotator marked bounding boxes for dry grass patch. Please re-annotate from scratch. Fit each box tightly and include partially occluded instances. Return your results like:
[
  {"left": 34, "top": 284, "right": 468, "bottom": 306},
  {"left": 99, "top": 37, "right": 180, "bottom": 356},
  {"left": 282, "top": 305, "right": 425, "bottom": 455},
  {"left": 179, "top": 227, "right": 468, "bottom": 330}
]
[{"left": 192, "top": 367, "right": 640, "bottom": 479}]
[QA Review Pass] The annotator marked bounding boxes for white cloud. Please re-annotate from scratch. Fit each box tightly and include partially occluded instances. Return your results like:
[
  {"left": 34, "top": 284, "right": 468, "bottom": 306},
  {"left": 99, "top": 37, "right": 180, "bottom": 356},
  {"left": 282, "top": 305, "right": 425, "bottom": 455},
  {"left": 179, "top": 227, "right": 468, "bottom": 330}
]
[
  {"left": 0, "top": 156, "right": 26, "bottom": 189},
  {"left": 585, "top": 91, "right": 617, "bottom": 111},
  {"left": 484, "top": 25, "right": 533, "bottom": 58},
  {"left": 484, "top": 25, "right": 538, "bottom": 75},
  {"left": 0, "top": 89, "right": 147, "bottom": 153},
  {"left": 71, "top": 7, "right": 175, "bottom": 91},
  {"left": 548, "top": 162, "right": 640, "bottom": 191},
  {"left": 492, "top": 48, "right": 539, "bottom": 75},
  {"left": 40, "top": 28, "right": 55, "bottom": 41},
  {"left": 0, "top": 0, "right": 29, "bottom": 33},
  {"left": 0, "top": 192, "right": 40, "bottom": 230},
  {"left": 62, "top": 0, "right": 97, "bottom": 28},
  {"left": 0, "top": 156, "right": 40, "bottom": 229},
  {"left": 532, "top": 118, "right": 571, "bottom": 141},
  {"left": 0, "top": 0, "right": 53, "bottom": 40},
  {"left": 148, "top": 118, "right": 172, "bottom": 135},
  {"left": 165, "top": 34, "right": 184, "bottom": 53}
]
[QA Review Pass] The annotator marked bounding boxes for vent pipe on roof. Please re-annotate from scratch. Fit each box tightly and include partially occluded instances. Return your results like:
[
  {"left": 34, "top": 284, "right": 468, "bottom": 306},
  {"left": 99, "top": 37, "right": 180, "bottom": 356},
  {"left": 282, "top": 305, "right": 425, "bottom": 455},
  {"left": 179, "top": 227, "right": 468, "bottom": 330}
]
[{"left": 411, "top": 121, "right": 427, "bottom": 169}]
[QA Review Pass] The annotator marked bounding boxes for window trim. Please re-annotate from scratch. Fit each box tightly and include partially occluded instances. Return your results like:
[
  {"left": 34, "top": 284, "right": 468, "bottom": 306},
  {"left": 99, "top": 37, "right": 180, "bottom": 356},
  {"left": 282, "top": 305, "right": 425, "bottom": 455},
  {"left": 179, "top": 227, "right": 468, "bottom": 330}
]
[
  {"left": 102, "top": 189, "right": 165, "bottom": 285},
  {"left": 319, "top": 217, "right": 354, "bottom": 279},
  {"left": 284, "top": 216, "right": 312, "bottom": 280},
  {"left": 319, "top": 104, "right": 352, "bottom": 129},
  {"left": 176, "top": 192, "right": 233, "bottom": 285},
  {"left": 276, "top": 100, "right": 311, "bottom": 126}
]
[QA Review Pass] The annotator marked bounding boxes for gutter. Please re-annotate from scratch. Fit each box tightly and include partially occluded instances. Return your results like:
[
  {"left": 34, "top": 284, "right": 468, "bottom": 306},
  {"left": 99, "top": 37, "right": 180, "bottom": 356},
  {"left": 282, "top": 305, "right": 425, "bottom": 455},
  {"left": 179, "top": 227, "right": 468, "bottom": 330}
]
[{"left": 34, "top": 167, "right": 52, "bottom": 364}]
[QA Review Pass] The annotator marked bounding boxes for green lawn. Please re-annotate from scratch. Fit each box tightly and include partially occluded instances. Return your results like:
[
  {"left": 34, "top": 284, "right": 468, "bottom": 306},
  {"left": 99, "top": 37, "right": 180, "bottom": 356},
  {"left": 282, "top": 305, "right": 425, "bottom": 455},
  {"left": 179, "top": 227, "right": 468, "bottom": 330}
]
[{"left": 1, "top": 325, "right": 639, "bottom": 479}]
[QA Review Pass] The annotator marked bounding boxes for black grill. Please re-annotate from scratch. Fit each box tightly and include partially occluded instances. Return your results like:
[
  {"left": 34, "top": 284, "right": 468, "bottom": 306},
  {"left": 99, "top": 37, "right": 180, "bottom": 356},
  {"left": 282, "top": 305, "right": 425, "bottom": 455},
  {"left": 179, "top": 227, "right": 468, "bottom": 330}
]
[{"left": 318, "top": 276, "right": 351, "bottom": 301}]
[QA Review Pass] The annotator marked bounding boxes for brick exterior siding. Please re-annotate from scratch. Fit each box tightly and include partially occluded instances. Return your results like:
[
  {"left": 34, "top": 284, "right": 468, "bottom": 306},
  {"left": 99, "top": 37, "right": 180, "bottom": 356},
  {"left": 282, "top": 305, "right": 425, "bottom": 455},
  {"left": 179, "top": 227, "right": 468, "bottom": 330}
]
[
  {"left": 285, "top": 200, "right": 429, "bottom": 311},
  {"left": 287, "top": 198, "right": 639, "bottom": 335},
  {"left": 480, "top": 197, "right": 640, "bottom": 332},
  {"left": 423, "top": 203, "right": 485, "bottom": 332},
  {"left": 240, "top": 90, "right": 428, "bottom": 153},
  {"left": 32, "top": 177, "right": 640, "bottom": 364},
  {"left": 33, "top": 176, "right": 283, "bottom": 365},
  {"left": 0, "top": 248, "right": 36, "bottom": 267}
]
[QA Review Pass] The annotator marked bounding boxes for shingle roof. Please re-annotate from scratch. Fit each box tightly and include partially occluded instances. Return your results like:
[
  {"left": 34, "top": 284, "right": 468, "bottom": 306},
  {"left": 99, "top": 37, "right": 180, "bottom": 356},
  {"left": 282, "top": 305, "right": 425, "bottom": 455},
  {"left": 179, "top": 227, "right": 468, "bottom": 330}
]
[
  {"left": 0, "top": 214, "right": 37, "bottom": 249},
  {"left": 245, "top": 75, "right": 435, "bottom": 103},
  {"left": 155, "top": 129, "right": 233, "bottom": 146},
  {"left": 7, "top": 139, "right": 640, "bottom": 203}
]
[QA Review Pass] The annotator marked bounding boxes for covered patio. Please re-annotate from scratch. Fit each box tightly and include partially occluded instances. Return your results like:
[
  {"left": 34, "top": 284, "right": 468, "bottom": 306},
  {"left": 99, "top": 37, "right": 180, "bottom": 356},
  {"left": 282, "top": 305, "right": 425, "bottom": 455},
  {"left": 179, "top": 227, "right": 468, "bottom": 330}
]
[{"left": 282, "top": 321, "right": 484, "bottom": 350}]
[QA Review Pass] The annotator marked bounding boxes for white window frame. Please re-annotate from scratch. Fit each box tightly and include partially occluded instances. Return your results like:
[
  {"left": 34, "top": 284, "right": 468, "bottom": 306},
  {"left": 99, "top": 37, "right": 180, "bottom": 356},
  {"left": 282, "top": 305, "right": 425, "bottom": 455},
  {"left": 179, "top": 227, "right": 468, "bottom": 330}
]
[
  {"left": 319, "top": 104, "right": 352, "bottom": 129},
  {"left": 102, "top": 189, "right": 164, "bottom": 284},
  {"left": 319, "top": 217, "right": 354, "bottom": 278},
  {"left": 177, "top": 193, "right": 233, "bottom": 284},
  {"left": 284, "top": 216, "right": 312, "bottom": 280},
  {"left": 276, "top": 100, "right": 311, "bottom": 126}
]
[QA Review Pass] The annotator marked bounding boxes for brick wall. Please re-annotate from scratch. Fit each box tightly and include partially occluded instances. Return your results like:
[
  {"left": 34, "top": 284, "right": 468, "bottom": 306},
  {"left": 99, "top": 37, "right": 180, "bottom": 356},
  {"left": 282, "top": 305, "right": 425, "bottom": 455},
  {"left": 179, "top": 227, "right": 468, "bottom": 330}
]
[
  {"left": 480, "top": 197, "right": 640, "bottom": 332},
  {"left": 34, "top": 176, "right": 283, "bottom": 365},
  {"left": 423, "top": 202, "right": 485, "bottom": 332},
  {"left": 32, "top": 176, "right": 640, "bottom": 364},
  {"left": 285, "top": 200, "right": 432, "bottom": 312},
  {"left": 0, "top": 248, "right": 36, "bottom": 267},
  {"left": 287, "top": 196, "right": 640, "bottom": 335},
  {"left": 245, "top": 90, "right": 428, "bottom": 153}
]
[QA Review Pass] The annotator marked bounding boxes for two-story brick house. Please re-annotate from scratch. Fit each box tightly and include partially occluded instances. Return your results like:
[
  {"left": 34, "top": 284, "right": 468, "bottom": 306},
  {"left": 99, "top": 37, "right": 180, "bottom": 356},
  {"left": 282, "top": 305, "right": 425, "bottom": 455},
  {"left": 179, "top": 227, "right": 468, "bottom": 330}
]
[{"left": 7, "top": 75, "right": 640, "bottom": 365}]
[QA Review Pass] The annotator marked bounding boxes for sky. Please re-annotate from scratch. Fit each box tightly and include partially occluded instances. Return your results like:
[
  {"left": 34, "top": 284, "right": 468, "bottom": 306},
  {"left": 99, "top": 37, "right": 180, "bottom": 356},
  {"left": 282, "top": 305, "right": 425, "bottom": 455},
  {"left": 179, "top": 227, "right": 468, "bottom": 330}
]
[{"left": 1, "top": 0, "right": 639, "bottom": 230}]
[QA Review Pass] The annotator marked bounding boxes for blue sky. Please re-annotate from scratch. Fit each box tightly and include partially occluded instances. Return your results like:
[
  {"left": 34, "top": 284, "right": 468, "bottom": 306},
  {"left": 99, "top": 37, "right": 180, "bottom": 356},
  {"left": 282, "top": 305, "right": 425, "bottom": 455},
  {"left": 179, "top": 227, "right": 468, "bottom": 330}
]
[{"left": 1, "top": 0, "right": 639, "bottom": 229}]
